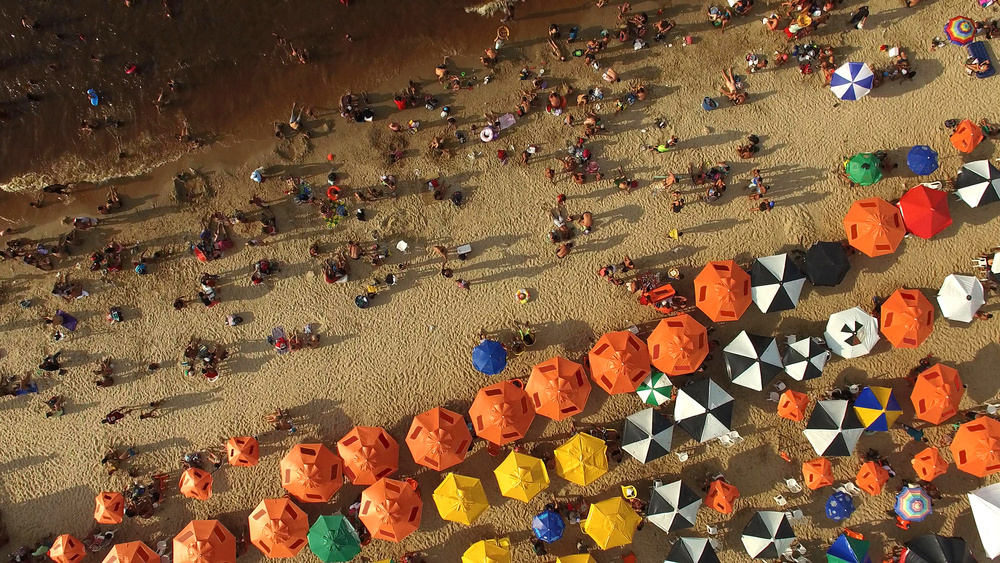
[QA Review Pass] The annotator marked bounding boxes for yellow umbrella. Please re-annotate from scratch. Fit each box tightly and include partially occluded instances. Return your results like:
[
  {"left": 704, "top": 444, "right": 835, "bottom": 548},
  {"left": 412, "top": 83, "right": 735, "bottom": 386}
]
[
  {"left": 462, "top": 539, "right": 510, "bottom": 563},
  {"left": 554, "top": 433, "right": 608, "bottom": 486},
  {"left": 557, "top": 557, "right": 597, "bottom": 563},
  {"left": 493, "top": 452, "right": 549, "bottom": 502},
  {"left": 582, "top": 497, "right": 641, "bottom": 549},
  {"left": 432, "top": 473, "right": 489, "bottom": 525}
]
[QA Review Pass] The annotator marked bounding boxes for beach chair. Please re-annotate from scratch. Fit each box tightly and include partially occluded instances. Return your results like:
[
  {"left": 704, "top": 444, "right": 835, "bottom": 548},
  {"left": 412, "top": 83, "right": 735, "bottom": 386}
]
[
  {"left": 728, "top": 430, "right": 744, "bottom": 444},
  {"left": 785, "top": 478, "right": 802, "bottom": 493},
  {"left": 843, "top": 482, "right": 862, "bottom": 495},
  {"left": 774, "top": 381, "right": 787, "bottom": 391},
  {"left": 676, "top": 451, "right": 689, "bottom": 462},
  {"left": 455, "top": 243, "right": 472, "bottom": 260},
  {"left": 707, "top": 525, "right": 719, "bottom": 535},
  {"left": 967, "top": 41, "right": 996, "bottom": 79},
  {"left": 774, "top": 494, "right": 788, "bottom": 506},
  {"left": 708, "top": 538, "right": 722, "bottom": 551},
  {"left": 718, "top": 434, "right": 736, "bottom": 447},
  {"left": 768, "top": 392, "right": 781, "bottom": 403}
]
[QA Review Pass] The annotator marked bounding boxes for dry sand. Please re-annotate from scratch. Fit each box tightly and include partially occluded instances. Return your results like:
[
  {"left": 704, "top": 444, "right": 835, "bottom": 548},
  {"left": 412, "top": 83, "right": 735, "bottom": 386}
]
[{"left": 1, "top": 0, "right": 999, "bottom": 561}]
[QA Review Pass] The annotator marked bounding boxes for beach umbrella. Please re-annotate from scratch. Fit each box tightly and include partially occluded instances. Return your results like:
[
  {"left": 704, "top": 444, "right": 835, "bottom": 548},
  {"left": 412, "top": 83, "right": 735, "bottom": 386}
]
[
  {"left": 896, "top": 486, "right": 933, "bottom": 522},
  {"left": 472, "top": 339, "right": 507, "bottom": 375},
  {"left": 951, "top": 119, "right": 984, "bottom": 153},
  {"left": 783, "top": 337, "right": 830, "bottom": 381},
  {"left": 226, "top": 436, "right": 259, "bottom": 467},
  {"left": 945, "top": 16, "right": 976, "bottom": 45},
  {"left": 432, "top": 473, "right": 488, "bottom": 525},
  {"left": 338, "top": 427, "right": 398, "bottom": 486},
  {"left": 843, "top": 197, "right": 905, "bottom": 257},
  {"left": 904, "top": 535, "right": 975, "bottom": 563},
  {"left": 94, "top": 492, "right": 125, "bottom": 524},
  {"left": 526, "top": 357, "right": 591, "bottom": 421},
  {"left": 705, "top": 479, "right": 740, "bottom": 514},
  {"left": 494, "top": 451, "right": 549, "bottom": 502},
  {"left": 955, "top": 160, "right": 1000, "bottom": 207},
  {"left": 674, "top": 377, "right": 735, "bottom": 443},
  {"left": 588, "top": 331, "right": 651, "bottom": 394},
  {"left": 777, "top": 390, "right": 810, "bottom": 422},
  {"left": 950, "top": 417, "right": 1000, "bottom": 477},
  {"left": 742, "top": 511, "right": 796, "bottom": 560},
  {"left": 694, "top": 260, "right": 752, "bottom": 322},
  {"left": 281, "top": 443, "right": 344, "bottom": 502},
  {"left": 803, "top": 241, "right": 851, "bottom": 287},
  {"left": 666, "top": 538, "right": 720, "bottom": 563},
  {"left": 359, "top": 478, "right": 423, "bottom": 542},
  {"left": 824, "top": 307, "right": 879, "bottom": 358},
  {"left": 828, "top": 535, "right": 871, "bottom": 563},
  {"left": 469, "top": 381, "right": 535, "bottom": 446},
  {"left": 907, "top": 146, "right": 939, "bottom": 176},
  {"left": 582, "top": 498, "right": 641, "bottom": 550},
  {"left": 880, "top": 289, "right": 935, "bottom": 348},
  {"left": 405, "top": 407, "right": 472, "bottom": 472},
  {"left": 723, "top": 331, "right": 783, "bottom": 391},
  {"left": 804, "top": 400, "right": 865, "bottom": 457},
  {"left": 49, "top": 535, "right": 86, "bottom": 563},
  {"left": 621, "top": 407, "right": 673, "bottom": 463},
  {"left": 970, "top": 483, "right": 1000, "bottom": 558},
  {"left": 845, "top": 153, "right": 883, "bottom": 186},
  {"left": 912, "top": 364, "right": 963, "bottom": 424},
  {"left": 648, "top": 480, "right": 702, "bottom": 533},
  {"left": 102, "top": 543, "right": 158, "bottom": 563},
  {"left": 897, "top": 185, "right": 951, "bottom": 239},
  {"left": 647, "top": 314, "right": 709, "bottom": 375},
  {"left": 178, "top": 468, "right": 213, "bottom": 501},
  {"left": 750, "top": 254, "right": 806, "bottom": 313},
  {"left": 174, "top": 520, "right": 237, "bottom": 563},
  {"left": 830, "top": 62, "right": 874, "bottom": 100},
  {"left": 637, "top": 370, "right": 673, "bottom": 406},
  {"left": 532, "top": 509, "right": 566, "bottom": 543},
  {"left": 856, "top": 461, "right": 890, "bottom": 495},
  {"left": 306, "top": 516, "right": 360, "bottom": 563},
  {"left": 554, "top": 433, "right": 608, "bottom": 486},
  {"left": 825, "top": 491, "right": 856, "bottom": 521},
  {"left": 557, "top": 557, "right": 597, "bottom": 563},
  {"left": 248, "top": 498, "right": 309, "bottom": 558},
  {"left": 937, "top": 274, "right": 985, "bottom": 322},
  {"left": 802, "top": 458, "right": 834, "bottom": 490},
  {"left": 912, "top": 447, "right": 948, "bottom": 481},
  {"left": 853, "top": 386, "right": 902, "bottom": 431},
  {"left": 462, "top": 540, "right": 510, "bottom": 563}
]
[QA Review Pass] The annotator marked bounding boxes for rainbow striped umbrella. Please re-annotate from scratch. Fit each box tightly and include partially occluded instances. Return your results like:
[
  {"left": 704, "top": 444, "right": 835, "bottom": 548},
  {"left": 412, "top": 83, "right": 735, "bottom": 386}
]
[
  {"left": 945, "top": 16, "right": 976, "bottom": 45},
  {"left": 895, "top": 485, "right": 933, "bottom": 522}
]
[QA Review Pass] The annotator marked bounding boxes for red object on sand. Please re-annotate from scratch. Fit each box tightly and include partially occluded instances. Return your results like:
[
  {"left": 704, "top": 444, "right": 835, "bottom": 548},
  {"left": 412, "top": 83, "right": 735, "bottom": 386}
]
[{"left": 896, "top": 185, "right": 952, "bottom": 239}]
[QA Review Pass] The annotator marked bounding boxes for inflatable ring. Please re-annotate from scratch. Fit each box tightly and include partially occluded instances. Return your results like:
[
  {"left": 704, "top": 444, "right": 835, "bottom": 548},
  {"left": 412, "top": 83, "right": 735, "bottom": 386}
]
[
  {"left": 480, "top": 127, "right": 495, "bottom": 143},
  {"left": 327, "top": 185, "right": 341, "bottom": 201},
  {"left": 516, "top": 289, "right": 530, "bottom": 304}
]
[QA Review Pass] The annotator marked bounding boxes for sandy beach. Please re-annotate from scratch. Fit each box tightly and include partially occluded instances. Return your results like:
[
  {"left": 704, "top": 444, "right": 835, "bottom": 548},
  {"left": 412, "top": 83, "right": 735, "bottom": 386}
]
[{"left": 1, "top": 0, "right": 1000, "bottom": 561}]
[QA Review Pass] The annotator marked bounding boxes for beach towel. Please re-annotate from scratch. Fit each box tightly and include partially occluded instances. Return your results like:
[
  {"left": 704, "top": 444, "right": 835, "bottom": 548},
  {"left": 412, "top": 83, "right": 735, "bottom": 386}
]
[
  {"left": 272, "top": 326, "right": 289, "bottom": 355},
  {"left": 499, "top": 113, "right": 517, "bottom": 129},
  {"left": 967, "top": 41, "right": 996, "bottom": 79},
  {"left": 14, "top": 383, "right": 38, "bottom": 396},
  {"left": 56, "top": 310, "right": 78, "bottom": 331}
]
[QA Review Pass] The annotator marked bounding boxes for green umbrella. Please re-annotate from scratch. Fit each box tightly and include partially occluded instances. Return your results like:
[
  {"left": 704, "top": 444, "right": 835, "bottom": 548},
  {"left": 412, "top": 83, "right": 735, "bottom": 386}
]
[
  {"left": 637, "top": 370, "right": 672, "bottom": 406},
  {"left": 308, "top": 515, "right": 361, "bottom": 563},
  {"left": 846, "top": 153, "right": 882, "bottom": 186},
  {"left": 827, "top": 535, "right": 870, "bottom": 563}
]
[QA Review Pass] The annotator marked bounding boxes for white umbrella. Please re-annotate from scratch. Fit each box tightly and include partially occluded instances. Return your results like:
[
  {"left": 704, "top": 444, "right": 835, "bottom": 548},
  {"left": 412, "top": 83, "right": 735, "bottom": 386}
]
[
  {"left": 824, "top": 306, "right": 879, "bottom": 358},
  {"left": 969, "top": 483, "right": 1000, "bottom": 558},
  {"left": 937, "top": 274, "right": 985, "bottom": 323}
]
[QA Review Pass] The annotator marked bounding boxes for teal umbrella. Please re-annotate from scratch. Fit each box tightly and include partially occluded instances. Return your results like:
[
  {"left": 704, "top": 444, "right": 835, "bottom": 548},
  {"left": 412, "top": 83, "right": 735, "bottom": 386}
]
[{"left": 308, "top": 515, "right": 361, "bottom": 563}]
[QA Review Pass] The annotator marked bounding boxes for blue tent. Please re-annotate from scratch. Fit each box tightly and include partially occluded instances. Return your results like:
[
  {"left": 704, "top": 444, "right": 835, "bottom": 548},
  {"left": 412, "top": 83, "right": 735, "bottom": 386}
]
[
  {"left": 472, "top": 339, "right": 507, "bottom": 375},
  {"left": 828, "top": 534, "right": 872, "bottom": 563},
  {"left": 907, "top": 146, "right": 939, "bottom": 176},
  {"left": 532, "top": 509, "right": 566, "bottom": 543},
  {"left": 825, "top": 491, "right": 856, "bottom": 522}
]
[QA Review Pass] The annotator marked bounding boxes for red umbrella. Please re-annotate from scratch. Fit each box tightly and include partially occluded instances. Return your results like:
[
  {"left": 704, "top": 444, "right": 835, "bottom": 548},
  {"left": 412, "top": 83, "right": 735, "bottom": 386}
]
[{"left": 897, "top": 185, "right": 952, "bottom": 239}]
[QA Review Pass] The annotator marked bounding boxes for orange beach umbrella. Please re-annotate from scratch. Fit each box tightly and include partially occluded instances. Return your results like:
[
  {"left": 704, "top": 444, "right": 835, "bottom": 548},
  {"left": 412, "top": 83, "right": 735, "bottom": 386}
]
[
  {"left": 94, "top": 491, "right": 125, "bottom": 524},
  {"left": 338, "top": 427, "right": 399, "bottom": 486},
  {"left": 694, "top": 260, "right": 752, "bottom": 322},
  {"left": 49, "top": 534, "right": 86, "bottom": 563},
  {"left": 281, "top": 443, "right": 344, "bottom": 502},
  {"left": 405, "top": 407, "right": 473, "bottom": 471},
  {"left": 526, "top": 357, "right": 592, "bottom": 420},
  {"left": 705, "top": 480, "right": 739, "bottom": 514},
  {"left": 469, "top": 381, "right": 535, "bottom": 446},
  {"left": 102, "top": 543, "right": 157, "bottom": 563},
  {"left": 777, "top": 390, "right": 810, "bottom": 421},
  {"left": 588, "top": 331, "right": 651, "bottom": 395},
  {"left": 879, "top": 289, "right": 934, "bottom": 348},
  {"left": 173, "top": 520, "right": 237, "bottom": 563},
  {"left": 179, "top": 468, "right": 214, "bottom": 501},
  {"left": 951, "top": 119, "right": 984, "bottom": 153},
  {"left": 647, "top": 314, "right": 709, "bottom": 376},
  {"left": 247, "top": 498, "right": 309, "bottom": 558},
  {"left": 226, "top": 436, "right": 260, "bottom": 467},
  {"left": 911, "top": 364, "right": 963, "bottom": 425},
  {"left": 950, "top": 417, "right": 1000, "bottom": 477},
  {"left": 842, "top": 197, "right": 905, "bottom": 257},
  {"left": 856, "top": 461, "right": 889, "bottom": 495},
  {"left": 802, "top": 458, "right": 834, "bottom": 490},
  {"left": 359, "top": 478, "right": 423, "bottom": 543},
  {"left": 911, "top": 447, "right": 948, "bottom": 481}
]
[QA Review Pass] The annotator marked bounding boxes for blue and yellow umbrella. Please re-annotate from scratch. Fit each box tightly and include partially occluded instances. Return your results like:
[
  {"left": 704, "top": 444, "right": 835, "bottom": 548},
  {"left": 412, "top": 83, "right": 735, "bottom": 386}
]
[
  {"left": 895, "top": 486, "right": 932, "bottom": 522},
  {"left": 853, "top": 386, "right": 902, "bottom": 431}
]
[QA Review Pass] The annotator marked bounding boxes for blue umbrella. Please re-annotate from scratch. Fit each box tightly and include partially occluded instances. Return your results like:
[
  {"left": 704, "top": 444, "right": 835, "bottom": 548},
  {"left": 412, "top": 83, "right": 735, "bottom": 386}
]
[
  {"left": 907, "top": 146, "right": 939, "bottom": 176},
  {"left": 830, "top": 62, "right": 874, "bottom": 101},
  {"left": 828, "top": 534, "right": 872, "bottom": 563},
  {"left": 532, "top": 509, "right": 566, "bottom": 543},
  {"left": 472, "top": 339, "right": 507, "bottom": 375},
  {"left": 825, "top": 491, "right": 856, "bottom": 522}
]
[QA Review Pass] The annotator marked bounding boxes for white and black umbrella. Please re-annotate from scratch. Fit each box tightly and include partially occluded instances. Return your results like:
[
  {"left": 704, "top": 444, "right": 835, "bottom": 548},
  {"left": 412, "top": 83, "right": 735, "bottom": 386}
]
[
  {"left": 824, "top": 307, "right": 879, "bottom": 358},
  {"left": 782, "top": 337, "right": 830, "bottom": 381},
  {"left": 937, "top": 274, "right": 985, "bottom": 323},
  {"left": 955, "top": 160, "right": 1000, "bottom": 208},
  {"left": 621, "top": 408, "right": 673, "bottom": 463},
  {"left": 648, "top": 480, "right": 702, "bottom": 533},
  {"left": 674, "top": 378, "right": 734, "bottom": 443},
  {"left": 742, "top": 511, "right": 796, "bottom": 560},
  {"left": 750, "top": 254, "right": 806, "bottom": 313},
  {"left": 666, "top": 538, "right": 721, "bottom": 563},
  {"left": 803, "top": 400, "right": 865, "bottom": 457},
  {"left": 724, "top": 331, "right": 783, "bottom": 391}
]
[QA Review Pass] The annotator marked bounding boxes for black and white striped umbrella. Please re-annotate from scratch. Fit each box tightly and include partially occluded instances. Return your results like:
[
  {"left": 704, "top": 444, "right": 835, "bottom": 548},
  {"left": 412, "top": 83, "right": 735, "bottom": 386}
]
[
  {"left": 824, "top": 307, "right": 879, "bottom": 358},
  {"left": 674, "top": 378, "right": 734, "bottom": 443},
  {"left": 723, "top": 331, "right": 783, "bottom": 391},
  {"left": 803, "top": 400, "right": 865, "bottom": 457},
  {"left": 621, "top": 408, "right": 673, "bottom": 463},
  {"left": 750, "top": 254, "right": 806, "bottom": 313},
  {"left": 666, "top": 538, "right": 721, "bottom": 563},
  {"left": 955, "top": 160, "right": 1000, "bottom": 208},
  {"left": 648, "top": 480, "right": 702, "bottom": 533},
  {"left": 742, "top": 511, "right": 796, "bottom": 560},
  {"left": 782, "top": 337, "right": 830, "bottom": 381}
]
